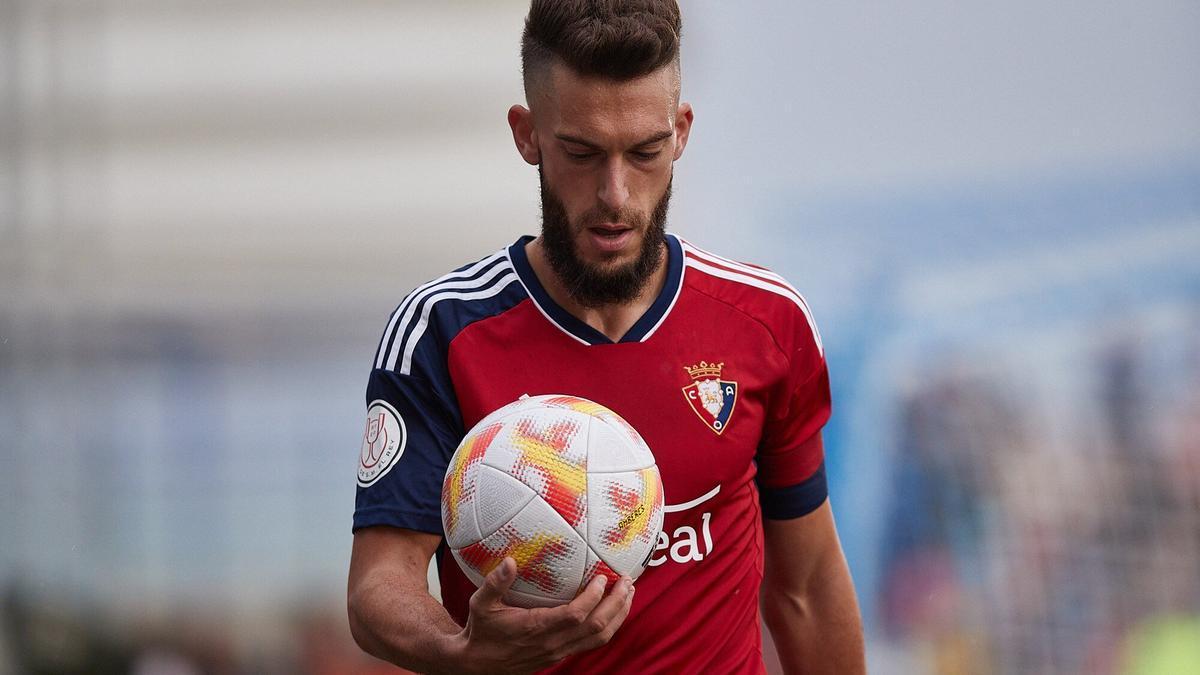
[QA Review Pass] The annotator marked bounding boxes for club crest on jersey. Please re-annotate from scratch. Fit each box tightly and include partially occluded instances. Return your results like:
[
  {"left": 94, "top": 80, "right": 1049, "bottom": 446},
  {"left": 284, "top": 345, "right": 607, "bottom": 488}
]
[{"left": 682, "top": 361, "right": 738, "bottom": 434}]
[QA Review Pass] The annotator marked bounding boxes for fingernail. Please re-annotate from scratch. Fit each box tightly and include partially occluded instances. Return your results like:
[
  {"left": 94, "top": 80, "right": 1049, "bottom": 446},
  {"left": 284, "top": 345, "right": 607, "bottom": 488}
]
[{"left": 598, "top": 575, "right": 609, "bottom": 590}]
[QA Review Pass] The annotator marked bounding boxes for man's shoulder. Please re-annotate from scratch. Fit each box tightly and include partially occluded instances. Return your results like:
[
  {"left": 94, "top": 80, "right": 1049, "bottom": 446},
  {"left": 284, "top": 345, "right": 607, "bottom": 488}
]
[
  {"left": 371, "top": 242, "right": 527, "bottom": 374},
  {"left": 421, "top": 242, "right": 518, "bottom": 289},
  {"left": 677, "top": 236, "right": 823, "bottom": 355},
  {"left": 677, "top": 237, "right": 806, "bottom": 302}
]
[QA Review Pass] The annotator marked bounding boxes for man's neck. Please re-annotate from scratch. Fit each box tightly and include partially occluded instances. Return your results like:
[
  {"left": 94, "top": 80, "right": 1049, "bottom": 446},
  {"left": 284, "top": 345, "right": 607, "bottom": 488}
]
[{"left": 524, "top": 237, "right": 668, "bottom": 343}]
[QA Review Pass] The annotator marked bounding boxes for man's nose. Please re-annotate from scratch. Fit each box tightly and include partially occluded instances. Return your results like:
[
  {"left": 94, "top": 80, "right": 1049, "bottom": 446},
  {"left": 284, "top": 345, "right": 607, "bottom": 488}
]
[{"left": 597, "top": 159, "right": 630, "bottom": 215}]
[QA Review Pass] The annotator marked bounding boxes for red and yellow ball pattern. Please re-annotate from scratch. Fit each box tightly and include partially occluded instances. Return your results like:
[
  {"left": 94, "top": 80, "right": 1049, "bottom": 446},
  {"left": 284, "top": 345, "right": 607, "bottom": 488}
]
[{"left": 441, "top": 394, "right": 664, "bottom": 607}]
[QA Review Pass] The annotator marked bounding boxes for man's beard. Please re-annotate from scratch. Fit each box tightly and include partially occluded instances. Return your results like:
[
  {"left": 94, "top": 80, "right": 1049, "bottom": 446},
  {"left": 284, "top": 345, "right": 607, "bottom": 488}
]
[{"left": 539, "top": 167, "right": 671, "bottom": 309}]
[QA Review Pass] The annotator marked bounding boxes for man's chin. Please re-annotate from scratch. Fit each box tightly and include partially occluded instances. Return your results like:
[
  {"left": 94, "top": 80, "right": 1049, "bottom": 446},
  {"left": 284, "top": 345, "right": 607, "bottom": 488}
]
[{"left": 575, "top": 251, "right": 640, "bottom": 278}]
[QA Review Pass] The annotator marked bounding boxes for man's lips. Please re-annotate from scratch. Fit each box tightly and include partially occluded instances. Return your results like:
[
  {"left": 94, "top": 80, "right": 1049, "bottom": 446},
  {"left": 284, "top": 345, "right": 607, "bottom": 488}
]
[
  {"left": 590, "top": 222, "right": 632, "bottom": 234},
  {"left": 586, "top": 225, "right": 635, "bottom": 252}
]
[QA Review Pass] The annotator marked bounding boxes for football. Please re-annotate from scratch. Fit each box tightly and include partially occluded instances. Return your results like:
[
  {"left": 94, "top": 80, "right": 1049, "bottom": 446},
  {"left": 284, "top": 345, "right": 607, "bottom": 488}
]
[{"left": 441, "top": 394, "right": 665, "bottom": 608}]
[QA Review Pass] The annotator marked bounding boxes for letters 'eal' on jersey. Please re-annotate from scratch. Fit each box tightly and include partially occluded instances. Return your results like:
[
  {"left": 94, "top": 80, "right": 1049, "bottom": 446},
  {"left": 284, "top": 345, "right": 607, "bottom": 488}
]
[{"left": 355, "top": 234, "right": 831, "bottom": 675}]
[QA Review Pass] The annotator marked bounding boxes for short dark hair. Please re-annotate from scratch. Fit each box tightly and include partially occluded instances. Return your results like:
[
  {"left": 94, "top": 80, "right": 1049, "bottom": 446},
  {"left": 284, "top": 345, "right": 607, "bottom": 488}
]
[{"left": 521, "top": 0, "right": 682, "bottom": 98}]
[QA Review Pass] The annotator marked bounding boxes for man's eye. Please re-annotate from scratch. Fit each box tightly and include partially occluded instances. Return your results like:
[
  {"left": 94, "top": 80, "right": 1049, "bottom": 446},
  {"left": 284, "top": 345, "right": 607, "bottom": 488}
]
[
  {"left": 566, "top": 151, "right": 597, "bottom": 161},
  {"left": 632, "top": 150, "right": 661, "bottom": 161}
]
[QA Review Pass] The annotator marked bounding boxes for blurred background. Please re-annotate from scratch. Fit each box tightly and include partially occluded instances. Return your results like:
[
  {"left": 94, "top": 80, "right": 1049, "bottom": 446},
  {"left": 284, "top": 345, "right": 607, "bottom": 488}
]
[{"left": 1, "top": 1, "right": 1198, "bottom": 673}]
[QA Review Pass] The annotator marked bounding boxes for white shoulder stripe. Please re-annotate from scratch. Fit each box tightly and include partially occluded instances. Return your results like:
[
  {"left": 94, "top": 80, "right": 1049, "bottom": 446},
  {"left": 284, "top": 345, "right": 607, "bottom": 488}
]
[
  {"left": 681, "top": 245, "right": 809, "bottom": 309},
  {"left": 683, "top": 256, "right": 823, "bottom": 356},
  {"left": 681, "top": 241, "right": 817, "bottom": 322},
  {"left": 681, "top": 240, "right": 806, "bottom": 305},
  {"left": 374, "top": 251, "right": 507, "bottom": 369},
  {"left": 680, "top": 240, "right": 821, "bottom": 346},
  {"left": 397, "top": 271, "right": 520, "bottom": 375},
  {"left": 384, "top": 261, "right": 515, "bottom": 371}
]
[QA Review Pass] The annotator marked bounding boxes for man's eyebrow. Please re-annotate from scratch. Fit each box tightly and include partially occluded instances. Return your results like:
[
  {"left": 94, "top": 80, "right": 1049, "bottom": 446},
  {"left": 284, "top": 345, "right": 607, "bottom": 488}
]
[
  {"left": 554, "top": 130, "right": 673, "bottom": 149},
  {"left": 632, "top": 130, "right": 674, "bottom": 147}
]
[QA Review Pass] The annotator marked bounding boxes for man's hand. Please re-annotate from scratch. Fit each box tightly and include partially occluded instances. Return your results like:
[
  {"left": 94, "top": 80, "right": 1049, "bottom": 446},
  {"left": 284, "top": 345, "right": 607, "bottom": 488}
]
[
  {"left": 348, "top": 528, "right": 635, "bottom": 674},
  {"left": 450, "top": 557, "right": 635, "bottom": 674}
]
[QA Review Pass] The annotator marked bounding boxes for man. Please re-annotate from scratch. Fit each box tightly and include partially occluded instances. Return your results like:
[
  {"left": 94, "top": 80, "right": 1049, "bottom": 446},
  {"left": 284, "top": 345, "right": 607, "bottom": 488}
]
[{"left": 347, "top": 1, "right": 865, "bottom": 673}]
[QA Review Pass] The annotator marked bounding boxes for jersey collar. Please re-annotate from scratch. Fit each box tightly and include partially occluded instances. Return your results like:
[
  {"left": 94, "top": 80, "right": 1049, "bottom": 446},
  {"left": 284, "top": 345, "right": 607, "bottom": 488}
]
[{"left": 506, "top": 233, "right": 684, "bottom": 346}]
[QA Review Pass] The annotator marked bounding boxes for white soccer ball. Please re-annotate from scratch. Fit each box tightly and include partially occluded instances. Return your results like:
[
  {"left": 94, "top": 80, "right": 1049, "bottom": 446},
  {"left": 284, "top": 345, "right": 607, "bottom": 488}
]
[{"left": 441, "top": 394, "right": 665, "bottom": 608}]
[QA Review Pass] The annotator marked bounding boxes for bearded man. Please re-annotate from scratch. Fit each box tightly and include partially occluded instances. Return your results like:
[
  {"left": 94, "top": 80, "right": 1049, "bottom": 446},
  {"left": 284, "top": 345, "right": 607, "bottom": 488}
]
[{"left": 347, "top": 1, "right": 865, "bottom": 672}]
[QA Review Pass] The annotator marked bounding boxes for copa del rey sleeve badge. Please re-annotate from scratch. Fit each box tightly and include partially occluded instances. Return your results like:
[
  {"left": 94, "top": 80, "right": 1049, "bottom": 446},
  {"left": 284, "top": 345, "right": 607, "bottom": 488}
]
[
  {"left": 682, "top": 361, "right": 738, "bottom": 434},
  {"left": 358, "top": 400, "right": 407, "bottom": 487}
]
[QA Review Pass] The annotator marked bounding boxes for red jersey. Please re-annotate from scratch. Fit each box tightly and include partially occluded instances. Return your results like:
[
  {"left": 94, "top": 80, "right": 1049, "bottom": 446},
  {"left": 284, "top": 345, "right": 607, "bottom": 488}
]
[{"left": 355, "top": 234, "right": 831, "bottom": 674}]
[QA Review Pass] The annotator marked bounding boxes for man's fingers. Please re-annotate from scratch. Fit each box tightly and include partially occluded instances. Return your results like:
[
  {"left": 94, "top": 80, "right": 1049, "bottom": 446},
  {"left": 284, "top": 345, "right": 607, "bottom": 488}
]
[
  {"left": 531, "top": 574, "right": 608, "bottom": 632},
  {"left": 566, "top": 574, "right": 610, "bottom": 619},
  {"left": 552, "top": 578, "right": 636, "bottom": 656},
  {"left": 549, "top": 577, "right": 633, "bottom": 646},
  {"left": 471, "top": 557, "right": 516, "bottom": 609},
  {"left": 469, "top": 569, "right": 632, "bottom": 659},
  {"left": 580, "top": 578, "right": 634, "bottom": 634}
]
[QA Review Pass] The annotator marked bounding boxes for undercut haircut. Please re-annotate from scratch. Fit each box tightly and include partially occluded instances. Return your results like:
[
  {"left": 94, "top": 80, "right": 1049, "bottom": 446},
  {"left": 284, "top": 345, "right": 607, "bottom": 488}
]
[{"left": 521, "top": 0, "right": 682, "bottom": 100}]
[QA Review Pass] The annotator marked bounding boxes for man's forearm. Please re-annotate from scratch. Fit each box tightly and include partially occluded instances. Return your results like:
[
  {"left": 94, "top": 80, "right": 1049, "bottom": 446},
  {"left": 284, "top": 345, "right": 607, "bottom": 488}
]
[
  {"left": 348, "top": 567, "right": 466, "bottom": 674},
  {"left": 761, "top": 551, "right": 865, "bottom": 674}
]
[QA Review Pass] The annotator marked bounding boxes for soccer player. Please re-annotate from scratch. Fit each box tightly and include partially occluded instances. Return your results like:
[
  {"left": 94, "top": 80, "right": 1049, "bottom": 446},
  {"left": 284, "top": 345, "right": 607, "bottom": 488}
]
[{"left": 346, "top": 1, "right": 866, "bottom": 672}]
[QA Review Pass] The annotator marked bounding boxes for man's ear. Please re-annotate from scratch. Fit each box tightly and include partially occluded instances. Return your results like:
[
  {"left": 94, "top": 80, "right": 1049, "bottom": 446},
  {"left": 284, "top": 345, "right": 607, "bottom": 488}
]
[
  {"left": 672, "top": 102, "right": 694, "bottom": 161},
  {"left": 508, "top": 105, "right": 541, "bottom": 165}
]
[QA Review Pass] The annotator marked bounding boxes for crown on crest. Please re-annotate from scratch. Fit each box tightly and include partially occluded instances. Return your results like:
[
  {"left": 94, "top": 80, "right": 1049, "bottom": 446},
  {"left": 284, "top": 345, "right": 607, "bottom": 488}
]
[{"left": 683, "top": 361, "right": 724, "bottom": 380}]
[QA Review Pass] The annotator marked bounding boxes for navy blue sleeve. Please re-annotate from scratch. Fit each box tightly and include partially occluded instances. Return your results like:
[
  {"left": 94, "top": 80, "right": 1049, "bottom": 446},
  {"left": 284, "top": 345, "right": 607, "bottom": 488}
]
[
  {"left": 353, "top": 367, "right": 463, "bottom": 534},
  {"left": 758, "top": 460, "right": 828, "bottom": 519},
  {"left": 353, "top": 252, "right": 524, "bottom": 534}
]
